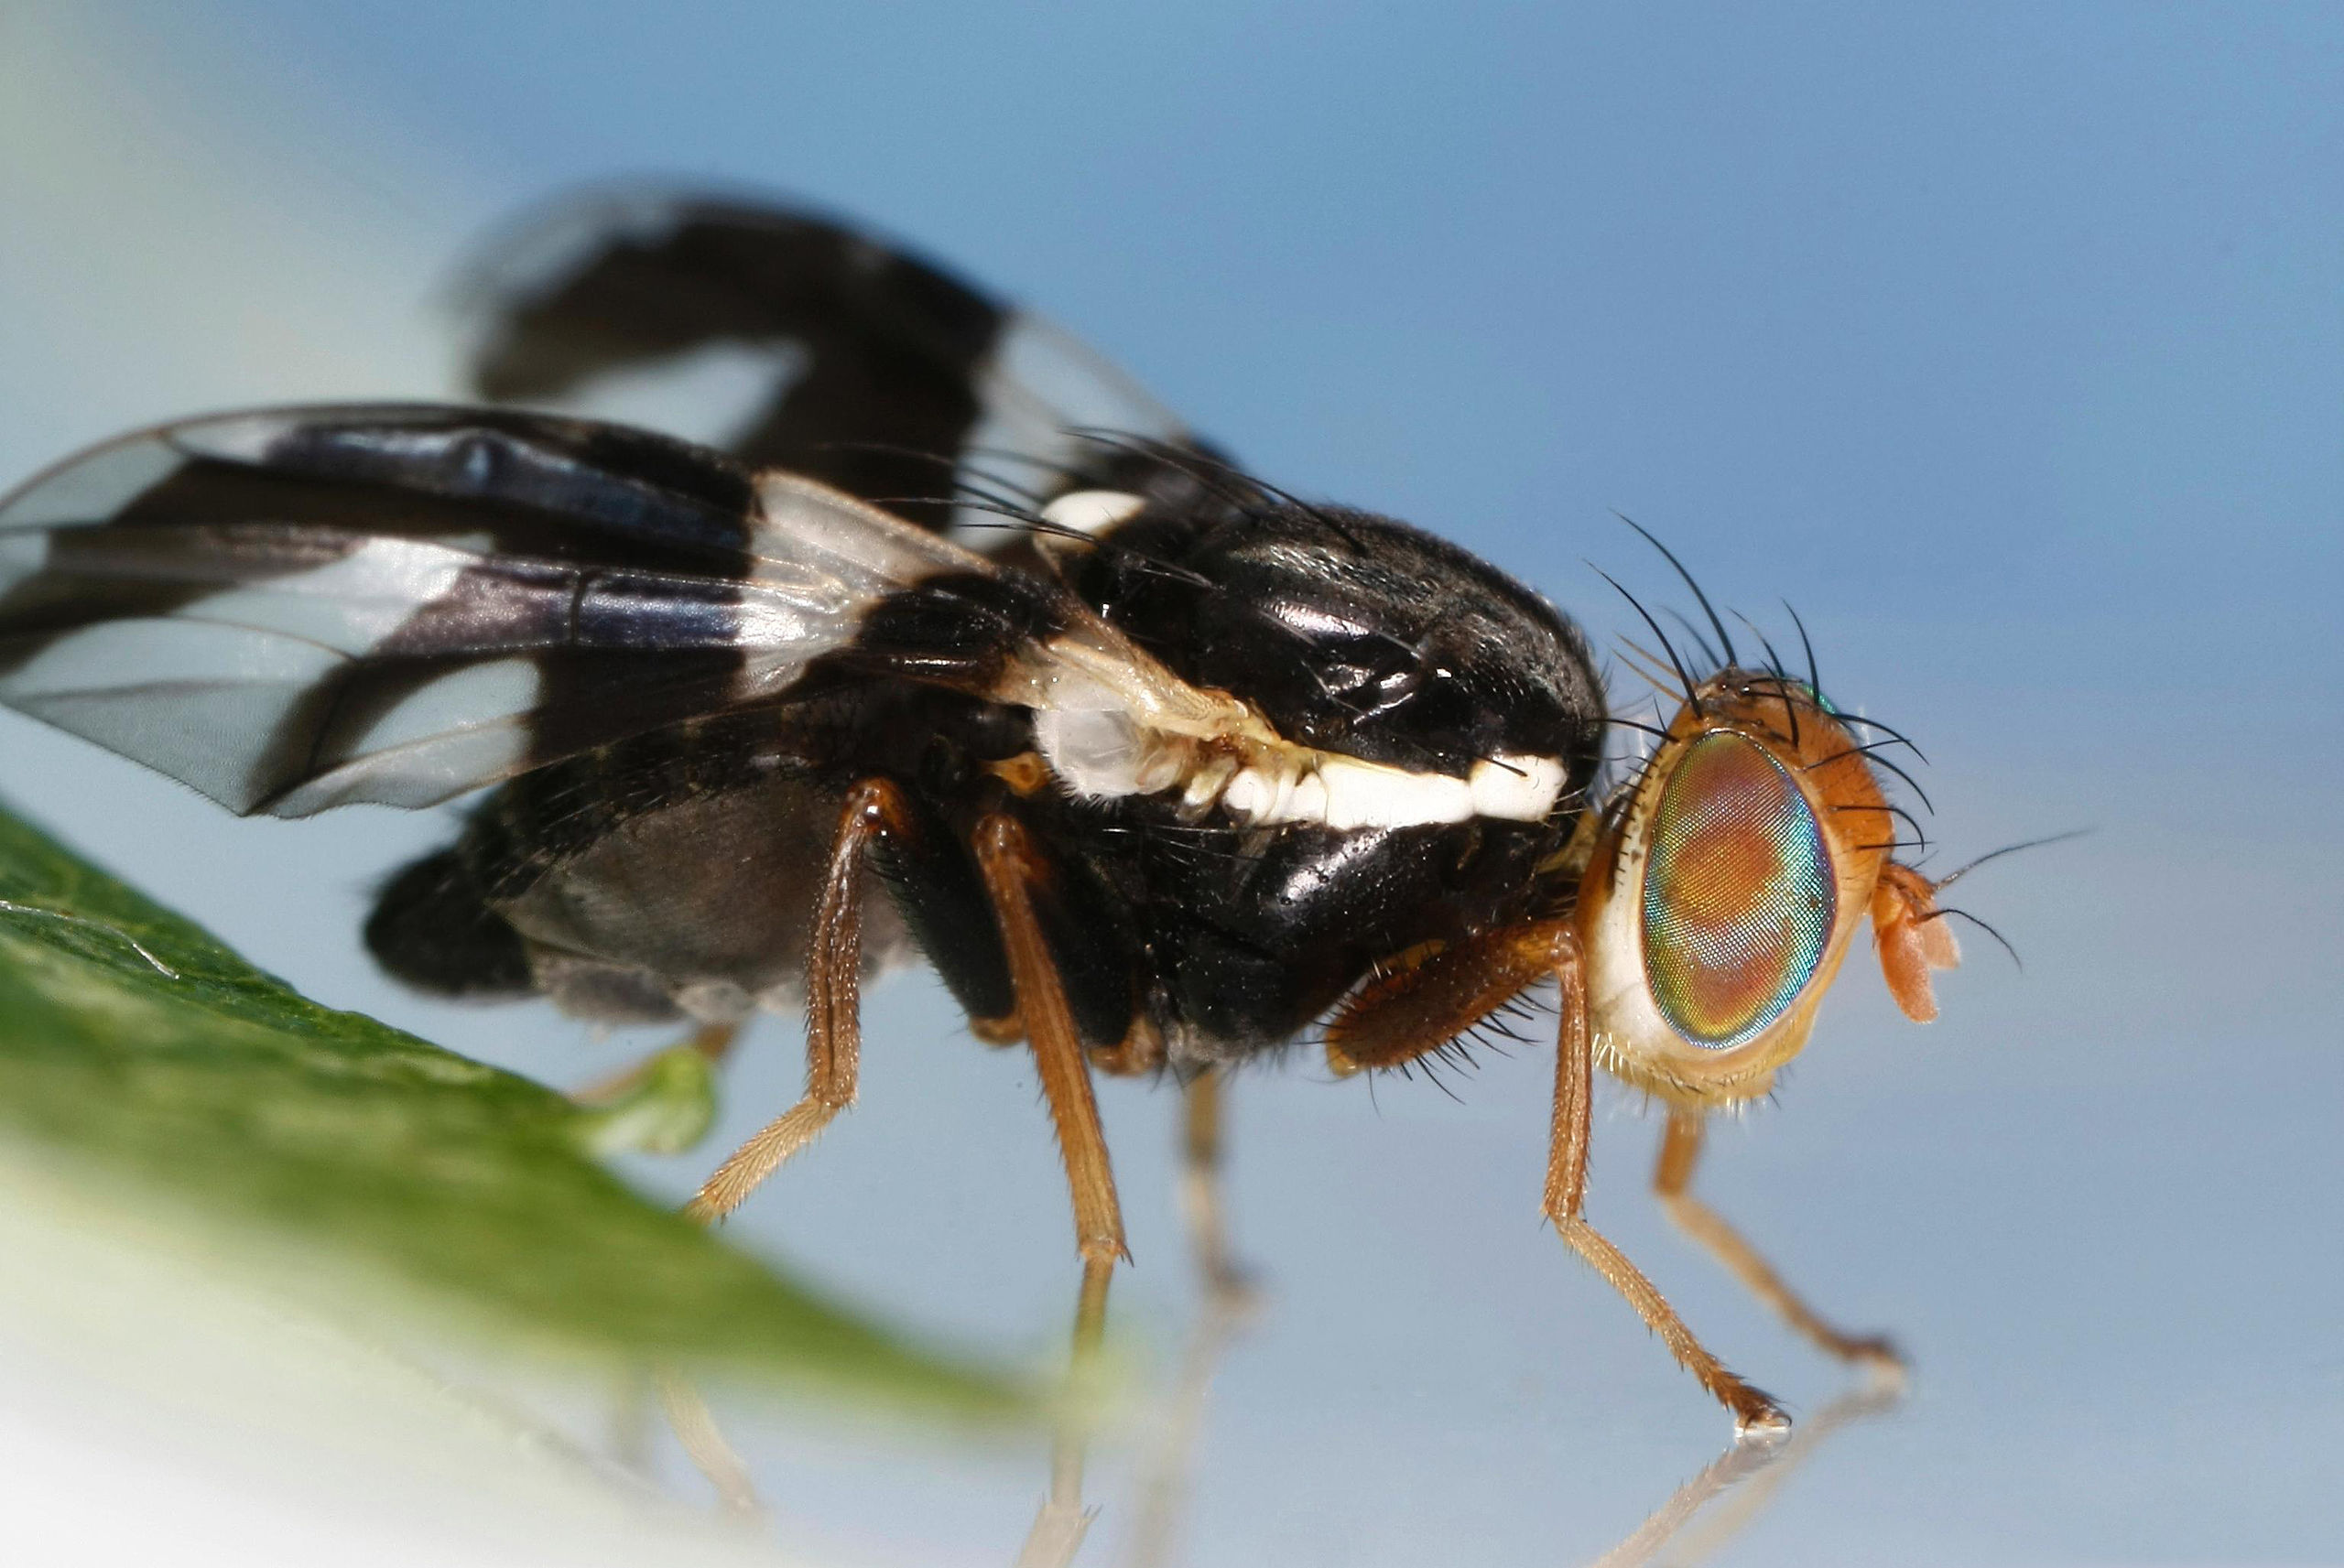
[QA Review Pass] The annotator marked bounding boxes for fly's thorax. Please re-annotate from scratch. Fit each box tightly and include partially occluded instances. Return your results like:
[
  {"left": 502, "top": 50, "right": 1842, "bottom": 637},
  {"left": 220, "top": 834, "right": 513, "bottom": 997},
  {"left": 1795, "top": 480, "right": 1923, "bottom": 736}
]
[
  {"left": 1020, "top": 635, "right": 1574, "bottom": 832},
  {"left": 1044, "top": 493, "right": 1606, "bottom": 791},
  {"left": 1021, "top": 491, "right": 1606, "bottom": 835},
  {"left": 1578, "top": 673, "right": 1896, "bottom": 1108}
]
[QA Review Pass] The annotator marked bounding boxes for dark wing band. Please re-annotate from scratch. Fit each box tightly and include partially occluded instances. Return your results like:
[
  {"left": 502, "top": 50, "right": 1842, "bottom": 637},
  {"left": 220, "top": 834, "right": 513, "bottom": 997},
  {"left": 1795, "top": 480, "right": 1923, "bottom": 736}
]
[
  {"left": 454, "top": 186, "right": 1210, "bottom": 534},
  {"left": 0, "top": 405, "right": 1023, "bottom": 816}
]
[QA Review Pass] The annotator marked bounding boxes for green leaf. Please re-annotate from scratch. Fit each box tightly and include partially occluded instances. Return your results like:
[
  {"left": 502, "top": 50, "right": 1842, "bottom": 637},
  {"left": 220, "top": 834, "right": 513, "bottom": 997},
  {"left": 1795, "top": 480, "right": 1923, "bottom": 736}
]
[{"left": 0, "top": 796, "right": 1035, "bottom": 1424}]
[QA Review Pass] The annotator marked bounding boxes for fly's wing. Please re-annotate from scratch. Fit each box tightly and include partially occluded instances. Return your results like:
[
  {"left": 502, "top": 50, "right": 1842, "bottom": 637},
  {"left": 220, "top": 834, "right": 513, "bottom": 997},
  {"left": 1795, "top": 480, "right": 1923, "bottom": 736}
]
[
  {"left": 0, "top": 404, "right": 1041, "bottom": 817},
  {"left": 454, "top": 185, "right": 1228, "bottom": 535}
]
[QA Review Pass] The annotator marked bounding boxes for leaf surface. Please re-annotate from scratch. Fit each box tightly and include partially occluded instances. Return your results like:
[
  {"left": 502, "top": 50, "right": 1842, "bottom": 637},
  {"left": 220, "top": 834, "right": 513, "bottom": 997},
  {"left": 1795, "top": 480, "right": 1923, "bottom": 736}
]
[{"left": 0, "top": 798, "right": 1029, "bottom": 1422}]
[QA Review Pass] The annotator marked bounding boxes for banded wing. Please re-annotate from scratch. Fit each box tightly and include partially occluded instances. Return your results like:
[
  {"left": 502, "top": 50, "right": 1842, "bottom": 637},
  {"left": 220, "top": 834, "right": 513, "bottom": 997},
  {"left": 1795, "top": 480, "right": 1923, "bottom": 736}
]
[
  {"left": 455, "top": 185, "right": 1224, "bottom": 534},
  {"left": 0, "top": 405, "right": 1060, "bottom": 817}
]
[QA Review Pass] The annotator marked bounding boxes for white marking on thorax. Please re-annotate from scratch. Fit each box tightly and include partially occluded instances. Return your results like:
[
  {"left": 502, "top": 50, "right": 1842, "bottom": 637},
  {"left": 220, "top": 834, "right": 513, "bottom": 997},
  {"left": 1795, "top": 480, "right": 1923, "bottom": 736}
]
[{"left": 1020, "top": 627, "right": 1568, "bottom": 830}]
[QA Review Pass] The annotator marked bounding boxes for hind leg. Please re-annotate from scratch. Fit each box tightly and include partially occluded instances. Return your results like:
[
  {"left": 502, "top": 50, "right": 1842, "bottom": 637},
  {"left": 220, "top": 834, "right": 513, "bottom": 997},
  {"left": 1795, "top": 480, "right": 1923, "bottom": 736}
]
[
  {"left": 686, "top": 779, "right": 914, "bottom": 1223},
  {"left": 572, "top": 1021, "right": 742, "bottom": 1106}
]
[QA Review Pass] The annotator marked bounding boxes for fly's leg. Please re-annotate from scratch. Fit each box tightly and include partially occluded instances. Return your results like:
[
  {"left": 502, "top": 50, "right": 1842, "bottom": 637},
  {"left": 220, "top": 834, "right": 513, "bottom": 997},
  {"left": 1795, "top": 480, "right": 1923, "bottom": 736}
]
[
  {"left": 1655, "top": 1111, "right": 1904, "bottom": 1376},
  {"left": 656, "top": 1371, "right": 764, "bottom": 1517},
  {"left": 973, "top": 811, "right": 1126, "bottom": 1529},
  {"left": 685, "top": 779, "right": 911, "bottom": 1223},
  {"left": 1327, "top": 919, "right": 1785, "bottom": 1433},
  {"left": 1178, "top": 1068, "right": 1253, "bottom": 1302},
  {"left": 1543, "top": 935, "right": 1788, "bottom": 1435},
  {"left": 1324, "top": 919, "right": 1580, "bottom": 1075},
  {"left": 572, "top": 1021, "right": 742, "bottom": 1105}
]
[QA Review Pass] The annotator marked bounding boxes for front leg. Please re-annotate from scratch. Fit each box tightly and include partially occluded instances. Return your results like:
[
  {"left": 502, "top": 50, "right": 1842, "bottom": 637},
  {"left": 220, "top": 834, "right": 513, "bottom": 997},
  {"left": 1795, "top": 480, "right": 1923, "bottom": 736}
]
[
  {"left": 1328, "top": 919, "right": 1787, "bottom": 1433},
  {"left": 1541, "top": 936, "right": 1787, "bottom": 1433},
  {"left": 1654, "top": 1111, "right": 1904, "bottom": 1374}
]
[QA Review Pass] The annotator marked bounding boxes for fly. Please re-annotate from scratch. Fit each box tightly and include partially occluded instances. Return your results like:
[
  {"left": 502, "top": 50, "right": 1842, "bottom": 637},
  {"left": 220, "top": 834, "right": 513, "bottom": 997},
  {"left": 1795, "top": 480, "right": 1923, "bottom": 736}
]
[{"left": 0, "top": 185, "right": 1983, "bottom": 1436}]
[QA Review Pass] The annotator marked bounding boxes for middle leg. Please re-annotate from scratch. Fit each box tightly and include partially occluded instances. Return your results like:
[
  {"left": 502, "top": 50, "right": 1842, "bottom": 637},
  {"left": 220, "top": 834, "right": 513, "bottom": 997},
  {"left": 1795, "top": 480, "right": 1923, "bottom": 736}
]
[{"left": 972, "top": 811, "right": 1127, "bottom": 1512}]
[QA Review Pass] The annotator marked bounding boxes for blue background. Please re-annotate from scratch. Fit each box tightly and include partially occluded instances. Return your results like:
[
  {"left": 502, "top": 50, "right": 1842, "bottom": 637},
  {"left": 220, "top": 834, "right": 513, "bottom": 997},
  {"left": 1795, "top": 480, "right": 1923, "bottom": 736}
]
[{"left": 3, "top": 5, "right": 2339, "bottom": 1563}]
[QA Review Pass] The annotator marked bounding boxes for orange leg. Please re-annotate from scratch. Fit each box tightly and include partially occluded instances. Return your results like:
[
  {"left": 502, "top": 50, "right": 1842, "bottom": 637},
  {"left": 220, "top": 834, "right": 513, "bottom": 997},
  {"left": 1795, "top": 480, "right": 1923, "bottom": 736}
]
[
  {"left": 1328, "top": 918, "right": 1785, "bottom": 1433},
  {"left": 1654, "top": 1111, "right": 1904, "bottom": 1373},
  {"left": 572, "top": 1021, "right": 741, "bottom": 1106},
  {"left": 1542, "top": 935, "right": 1786, "bottom": 1434},
  {"left": 685, "top": 780, "right": 910, "bottom": 1224},
  {"left": 973, "top": 812, "right": 1126, "bottom": 1518},
  {"left": 1178, "top": 1068, "right": 1252, "bottom": 1299}
]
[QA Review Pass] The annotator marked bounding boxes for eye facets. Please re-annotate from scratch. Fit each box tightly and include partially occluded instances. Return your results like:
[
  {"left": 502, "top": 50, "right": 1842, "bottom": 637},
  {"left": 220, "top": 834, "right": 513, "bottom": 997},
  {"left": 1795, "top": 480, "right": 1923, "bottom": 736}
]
[{"left": 1641, "top": 731, "right": 1835, "bottom": 1050}]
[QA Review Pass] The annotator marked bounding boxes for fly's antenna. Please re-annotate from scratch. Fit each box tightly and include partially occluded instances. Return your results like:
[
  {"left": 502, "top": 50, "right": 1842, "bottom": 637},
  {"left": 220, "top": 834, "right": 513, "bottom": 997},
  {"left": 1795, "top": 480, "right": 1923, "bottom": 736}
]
[{"left": 1619, "top": 514, "right": 1738, "bottom": 669}]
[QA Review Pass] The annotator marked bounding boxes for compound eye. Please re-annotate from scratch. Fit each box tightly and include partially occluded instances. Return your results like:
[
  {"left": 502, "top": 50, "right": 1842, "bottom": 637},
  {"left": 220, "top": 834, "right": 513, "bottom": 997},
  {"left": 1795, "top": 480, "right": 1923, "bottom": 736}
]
[{"left": 1641, "top": 731, "right": 1836, "bottom": 1049}]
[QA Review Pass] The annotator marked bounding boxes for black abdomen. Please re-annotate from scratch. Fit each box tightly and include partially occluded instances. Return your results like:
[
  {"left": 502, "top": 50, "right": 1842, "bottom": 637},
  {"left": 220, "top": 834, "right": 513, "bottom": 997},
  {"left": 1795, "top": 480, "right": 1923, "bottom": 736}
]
[{"left": 364, "top": 848, "right": 534, "bottom": 999}]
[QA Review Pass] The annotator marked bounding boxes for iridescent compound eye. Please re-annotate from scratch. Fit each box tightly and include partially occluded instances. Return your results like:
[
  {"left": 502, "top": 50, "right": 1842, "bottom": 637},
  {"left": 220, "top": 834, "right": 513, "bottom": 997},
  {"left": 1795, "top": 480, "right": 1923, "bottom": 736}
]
[{"left": 1641, "top": 731, "right": 1836, "bottom": 1049}]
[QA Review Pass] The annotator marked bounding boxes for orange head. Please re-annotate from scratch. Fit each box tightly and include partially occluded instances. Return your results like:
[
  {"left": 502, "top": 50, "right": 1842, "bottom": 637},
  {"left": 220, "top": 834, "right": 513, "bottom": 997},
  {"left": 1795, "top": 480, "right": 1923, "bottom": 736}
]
[{"left": 1576, "top": 665, "right": 1956, "bottom": 1108}]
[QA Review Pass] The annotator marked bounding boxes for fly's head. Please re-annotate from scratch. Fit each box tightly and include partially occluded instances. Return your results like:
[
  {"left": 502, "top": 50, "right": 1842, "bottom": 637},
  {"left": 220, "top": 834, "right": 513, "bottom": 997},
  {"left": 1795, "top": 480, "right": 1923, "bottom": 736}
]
[{"left": 1577, "top": 664, "right": 1958, "bottom": 1109}]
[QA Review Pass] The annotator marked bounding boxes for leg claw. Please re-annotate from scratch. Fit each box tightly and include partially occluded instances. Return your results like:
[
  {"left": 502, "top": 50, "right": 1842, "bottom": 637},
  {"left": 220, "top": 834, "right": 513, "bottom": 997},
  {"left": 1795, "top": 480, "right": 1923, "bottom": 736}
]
[{"left": 1733, "top": 1400, "right": 1794, "bottom": 1441}]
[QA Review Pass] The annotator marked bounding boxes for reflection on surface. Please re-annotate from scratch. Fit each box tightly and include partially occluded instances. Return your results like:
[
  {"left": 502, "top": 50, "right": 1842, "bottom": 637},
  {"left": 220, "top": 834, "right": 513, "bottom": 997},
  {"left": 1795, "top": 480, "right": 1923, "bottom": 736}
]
[
  {"left": 1114, "top": 1262, "right": 1259, "bottom": 1568},
  {"left": 644, "top": 1058, "right": 1907, "bottom": 1567},
  {"left": 992, "top": 1277, "right": 1901, "bottom": 1567},
  {"left": 660, "top": 1368, "right": 766, "bottom": 1519},
  {"left": 1588, "top": 1368, "right": 1904, "bottom": 1568},
  {"left": 1018, "top": 1069, "right": 1258, "bottom": 1568},
  {"left": 649, "top": 1160, "right": 1901, "bottom": 1567}
]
